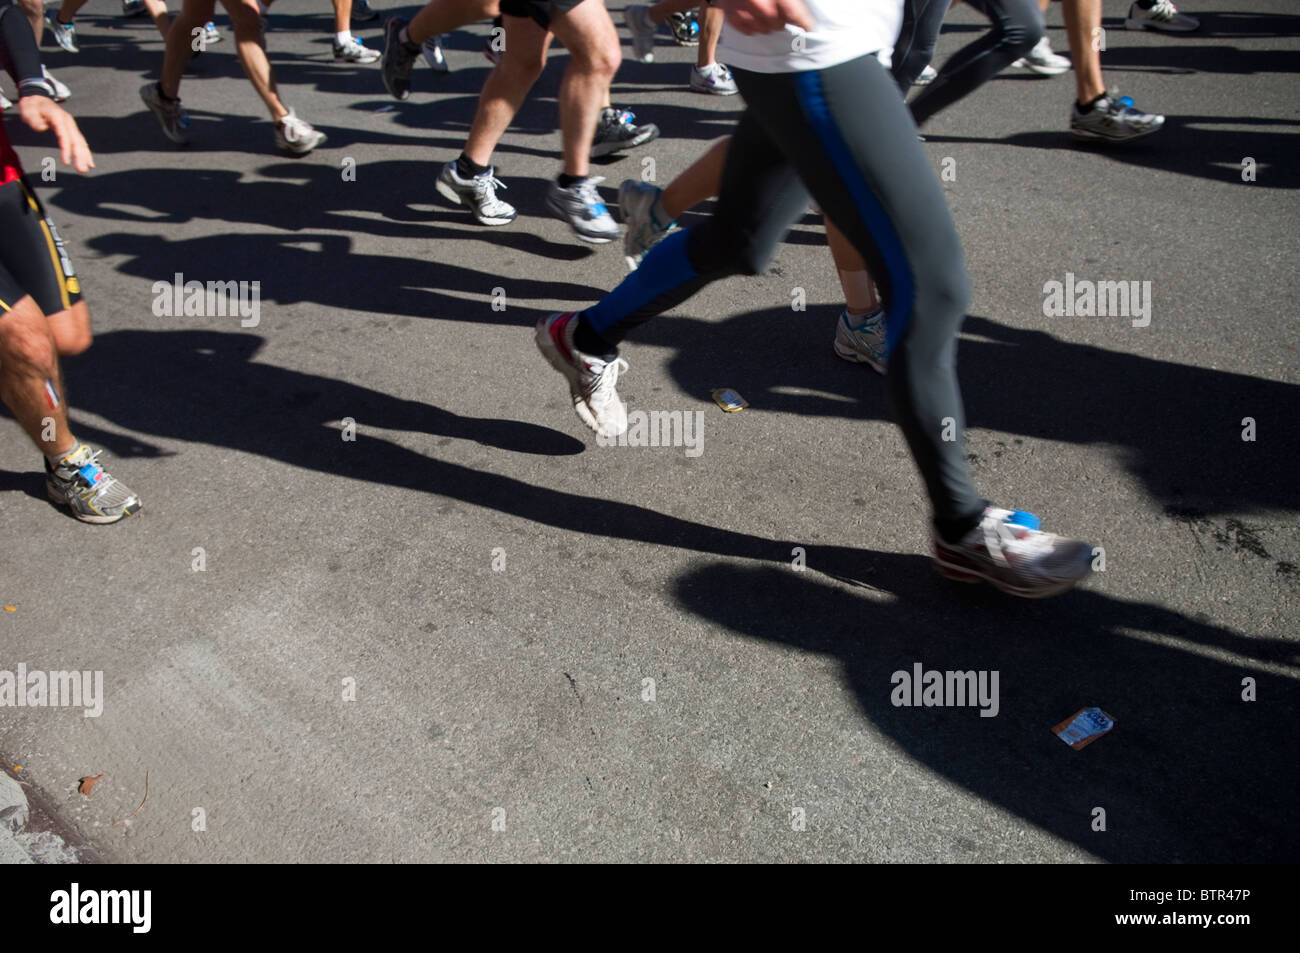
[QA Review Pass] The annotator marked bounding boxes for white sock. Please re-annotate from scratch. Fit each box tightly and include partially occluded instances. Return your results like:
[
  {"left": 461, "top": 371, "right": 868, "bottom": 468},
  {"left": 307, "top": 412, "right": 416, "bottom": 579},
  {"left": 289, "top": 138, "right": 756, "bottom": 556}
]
[{"left": 336, "top": 30, "right": 353, "bottom": 46}]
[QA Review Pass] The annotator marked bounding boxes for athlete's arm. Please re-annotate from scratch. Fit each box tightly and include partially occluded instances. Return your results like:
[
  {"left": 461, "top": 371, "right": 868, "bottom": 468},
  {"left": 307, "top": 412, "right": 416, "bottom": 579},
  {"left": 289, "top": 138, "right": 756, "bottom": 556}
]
[
  {"left": 714, "top": 0, "right": 812, "bottom": 34},
  {"left": 0, "top": 0, "right": 94, "bottom": 172}
]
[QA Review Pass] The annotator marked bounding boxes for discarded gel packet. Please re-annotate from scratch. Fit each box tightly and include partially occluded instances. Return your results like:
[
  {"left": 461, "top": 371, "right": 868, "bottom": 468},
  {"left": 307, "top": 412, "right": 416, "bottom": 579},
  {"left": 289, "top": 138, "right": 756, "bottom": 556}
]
[
  {"left": 711, "top": 388, "right": 748, "bottom": 413},
  {"left": 1052, "top": 707, "right": 1114, "bottom": 750}
]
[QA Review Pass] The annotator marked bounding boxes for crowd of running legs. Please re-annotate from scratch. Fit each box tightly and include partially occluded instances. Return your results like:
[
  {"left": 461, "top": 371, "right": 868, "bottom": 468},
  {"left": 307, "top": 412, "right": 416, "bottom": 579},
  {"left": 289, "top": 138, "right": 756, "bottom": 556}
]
[{"left": 1, "top": 0, "right": 1205, "bottom": 599}]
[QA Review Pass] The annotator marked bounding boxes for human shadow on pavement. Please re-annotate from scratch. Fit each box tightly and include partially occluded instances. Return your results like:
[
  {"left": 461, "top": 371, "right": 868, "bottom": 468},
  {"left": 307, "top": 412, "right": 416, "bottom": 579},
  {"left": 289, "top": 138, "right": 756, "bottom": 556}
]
[
  {"left": 82, "top": 230, "right": 593, "bottom": 321},
  {"left": 59, "top": 329, "right": 583, "bottom": 459},
  {"left": 922, "top": 114, "right": 1300, "bottom": 189},
  {"left": 643, "top": 307, "right": 1299, "bottom": 517},
  {"left": 673, "top": 559, "right": 1300, "bottom": 863}
]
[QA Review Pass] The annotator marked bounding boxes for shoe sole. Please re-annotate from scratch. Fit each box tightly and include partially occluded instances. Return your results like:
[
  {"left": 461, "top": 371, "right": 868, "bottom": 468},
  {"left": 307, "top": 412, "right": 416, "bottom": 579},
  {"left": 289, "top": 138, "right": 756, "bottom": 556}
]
[
  {"left": 1124, "top": 17, "right": 1198, "bottom": 31},
  {"left": 933, "top": 546, "right": 1087, "bottom": 599},
  {"left": 534, "top": 316, "right": 603, "bottom": 433},
  {"left": 47, "top": 485, "right": 140, "bottom": 524},
  {"left": 1020, "top": 62, "right": 1069, "bottom": 76},
  {"left": 590, "top": 127, "right": 658, "bottom": 158},
  {"left": 1069, "top": 123, "right": 1162, "bottom": 144},
  {"left": 832, "top": 338, "right": 886, "bottom": 374},
  {"left": 434, "top": 177, "right": 516, "bottom": 225}
]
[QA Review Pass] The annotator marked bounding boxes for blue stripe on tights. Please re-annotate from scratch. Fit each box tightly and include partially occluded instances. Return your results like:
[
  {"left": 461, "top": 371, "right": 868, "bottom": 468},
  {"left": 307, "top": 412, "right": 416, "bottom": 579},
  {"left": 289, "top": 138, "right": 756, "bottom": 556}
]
[
  {"left": 582, "top": 227, "right": 697, "bottom": 336},
  {"left": 793, "top": 70, "right": 914, "bottom": 354}
]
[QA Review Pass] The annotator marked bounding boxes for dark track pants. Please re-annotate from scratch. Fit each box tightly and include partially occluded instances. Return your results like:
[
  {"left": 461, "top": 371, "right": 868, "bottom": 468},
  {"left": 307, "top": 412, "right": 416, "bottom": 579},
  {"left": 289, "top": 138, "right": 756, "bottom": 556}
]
[{"left": 578, "top": 54, "right": 986, "bottom": 534}]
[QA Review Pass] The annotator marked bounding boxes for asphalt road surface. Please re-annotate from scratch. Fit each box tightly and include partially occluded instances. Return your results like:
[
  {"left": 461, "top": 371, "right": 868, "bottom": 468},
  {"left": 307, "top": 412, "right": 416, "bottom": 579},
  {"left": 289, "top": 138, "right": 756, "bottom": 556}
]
[{"left": 1, "top": 0, "right": 1297, "bottom": 863}]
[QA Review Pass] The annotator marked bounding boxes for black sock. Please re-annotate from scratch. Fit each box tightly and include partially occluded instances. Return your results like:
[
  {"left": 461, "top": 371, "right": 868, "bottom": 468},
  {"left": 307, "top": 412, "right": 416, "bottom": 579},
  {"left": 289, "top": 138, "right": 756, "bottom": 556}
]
[
  {"left": 935, "top": 507, "right": 986, "bottom": 546},
  {"left": 455, "top": 153, "right": 489, "bottom": 179},
  {"left": 57, "top": 16, "right": 74, "bottom": 25},
  {"left": 571, "top": 313, "right": 617, "bottom": 360},
  {"left": 1135, "top": 0, "right": 1156, "bottom": 8},
  {"left": 556, "top": 172, "right": 584, "bottom": 189},
  {"left": 1077, "top": 91, "right": 1107, "bottom": 113},
  {"left": 156, "top": 82, "right": 176, "bottom": 102}
]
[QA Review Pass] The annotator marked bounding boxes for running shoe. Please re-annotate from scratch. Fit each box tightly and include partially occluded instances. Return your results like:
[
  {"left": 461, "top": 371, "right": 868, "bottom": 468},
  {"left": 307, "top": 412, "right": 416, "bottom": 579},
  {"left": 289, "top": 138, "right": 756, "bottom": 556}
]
[
  {"left": 140, "top": 81, "right": 189, "bottom": 144},
  {"left": 202, "top": 20, "right": 222, "bottom": 45},
  {"left": 47, "top": 16, "right": 79, "bottom": 54},
  {"left": 623, "top": 3, "right": 656, "bottom": 62},
  {"left": 932, "top": 507, "right": 1093, "bottom": 598},
  {"left": 423, "top": 34, "right": 449, "bottom": 72},
  {"left": 1070, "top": 91, "right": 1163, "bottom": 143},
  {"left": 1012, "top": 36, "right": 1070, "bottom": 75},
  {"left": 690, "top": 62, "right": 737, "bottom": 95},
  {"left": 43, "top": 67, "right": 70, "bottom": 102},
  {"left": 121, "top": 0, "right": 146, "bottom": 16},
  {"left": 0, "top": 92, "right": 10, "bottom": 110},
  {"left": 380, "top": 16, "right": 420, "bottom": 100},
  {"left": 435, "top": 162, "right": 517, "bottom": 225},
  {"left": 618, "top": 179, "right": 674, "bottom": 270},
  {"left": 352, "top": 0, "right": 380, "bottom": 23},
  {"left": 547, "top": 176, "right": 619, "bottom": 243},
  {"left": 1125, "top": 0, "right": 1199, "bottom": 32},
  {"left": 667, "top": 11, "right": 698, "bottom": 46},
  {"left": 45, "top": 445, "right": 141, "bottom": 524},
  {"left": 590, "top": 107, "right": 657, "bottom": 158},
  {"left": 535, "top": 312, "right": 629, "bottom": 438},
  {"left": 334, "top": 35, "right": 379, "bottom": 63},
  {"left": 274, "top": 109, "right": 326, "bottom": 155},
  {"left": 832, "top": 308, "right": 887, "bottom": 373},
  {"left": 914, "top": 64, "right": 938, "bottom": 85}
]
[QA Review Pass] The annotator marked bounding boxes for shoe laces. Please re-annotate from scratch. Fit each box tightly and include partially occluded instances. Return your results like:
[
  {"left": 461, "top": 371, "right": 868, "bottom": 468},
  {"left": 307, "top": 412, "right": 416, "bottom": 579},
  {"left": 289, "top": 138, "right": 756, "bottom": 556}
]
[
  {"left": 1149, "top": 0, "right": 1180, "bottom": 17},
  {"left": 471, "top": 170, "right": 508, "bottom": 200},
  {"left": 586, "top": 356, "right": 629, "bottom": 404},
  {"left": 572, "top": 176, "right": 607, "bottom": 213}
]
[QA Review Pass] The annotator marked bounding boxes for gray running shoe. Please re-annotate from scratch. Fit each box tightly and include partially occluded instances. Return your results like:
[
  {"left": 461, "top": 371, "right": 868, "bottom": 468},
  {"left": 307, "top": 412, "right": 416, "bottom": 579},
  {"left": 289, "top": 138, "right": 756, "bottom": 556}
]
[
  {"left": 139, "top": 81, "right": 190, "bottom": 144},
  {"left": 590, "top": 107, "right": 657, "bottom": 159},
  {"left": 45, "top": 445, "right": 141, "bottom": 524},
  {"left": 547, "top": 176, "right": 619, "bottom": 243},
  {"left": 423, "top": 34, "right": 449, "bottom": 72},
  {"left": 47, "top": 16, "right": 79, "bottom": 54},
  {"left": 1070, "top": 92, "right": 1163, "bottom": 143},
  {"left": 121, "top": 0, "right": 146, "bottom": 17},
  {"left": 352, "top": 0, "right": 380, "bottom": 23},
  {"left": 381, "top": 16, "right": 420, "bottom": 100},
  {"left": 1125, "top": 0, "right": 1199, "bottom": 32},
  {"left": 435, "top": 162, "right": 517, "bottom": 225},
  {"left": 618, "top": 179, "right": 674, "bottom": 270},
  {"left": 833, "top": 308, "right": 887, "bottom": 373}
]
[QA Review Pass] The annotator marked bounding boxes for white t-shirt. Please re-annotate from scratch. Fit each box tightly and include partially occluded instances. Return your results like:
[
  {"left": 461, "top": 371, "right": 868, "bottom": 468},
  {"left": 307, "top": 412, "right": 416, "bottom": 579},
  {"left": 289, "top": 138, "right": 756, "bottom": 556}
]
[{"left": 717, "top": 0, "right": 903, "bottom": 74}]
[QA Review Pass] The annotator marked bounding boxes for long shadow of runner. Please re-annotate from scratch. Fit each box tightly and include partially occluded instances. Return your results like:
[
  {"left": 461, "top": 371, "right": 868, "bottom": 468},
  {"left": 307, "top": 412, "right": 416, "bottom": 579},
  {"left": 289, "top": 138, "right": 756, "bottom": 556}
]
[
  {"left": 648, "top": 309, "right": 1299, "bottom": 516},
  {"left": 673, "top": 559, "right": 1299, "bottom": 863}
]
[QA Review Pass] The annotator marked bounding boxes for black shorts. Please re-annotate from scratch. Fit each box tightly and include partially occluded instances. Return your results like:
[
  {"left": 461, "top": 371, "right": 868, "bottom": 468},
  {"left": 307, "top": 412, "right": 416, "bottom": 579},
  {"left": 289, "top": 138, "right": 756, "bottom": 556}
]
[
  {"left": 0, "top": 176, "right": 82, "bottom": 317},
  {"left": 498, "top": 0, "right": 587, "bottom": 30}
]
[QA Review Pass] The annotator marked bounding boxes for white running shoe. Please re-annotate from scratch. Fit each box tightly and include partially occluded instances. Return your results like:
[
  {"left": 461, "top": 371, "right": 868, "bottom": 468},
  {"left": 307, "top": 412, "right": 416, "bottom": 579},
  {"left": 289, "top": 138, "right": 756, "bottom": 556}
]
[
  {"left": 43, "top": 67, "right": 70, "bottom": 102},
  {"left": 435, "top": 161, "right": 517, "bottom": 225},
  {"left": 1012, "top": 36, "right": 1070, "bottom": 76},
  {"left": 536, "top": 312, "right": 629, "bottom": 438},
  {"left": 274, "top": 109, "right": 327, "bottom": 154},
  {"left": 914, "top": 64, "right": 938, "bottom": 86},
  {"left": 690, "top": 62, "right": 738, "bottom": 95},
  {"left": 1125, "top": 0, "right": 1199, "bottom": 32},
  {"left": 334, "top": 35, "right": 380, "bottom": 63},
  {"left": 47, "top": 16, "right": 79, "bottom": 54},
  {"left": 932, "top": 507, "right": 1094, "bottom": 598},
  {"left": 623, "top": 3, "right": 657, "bottom": 62}
]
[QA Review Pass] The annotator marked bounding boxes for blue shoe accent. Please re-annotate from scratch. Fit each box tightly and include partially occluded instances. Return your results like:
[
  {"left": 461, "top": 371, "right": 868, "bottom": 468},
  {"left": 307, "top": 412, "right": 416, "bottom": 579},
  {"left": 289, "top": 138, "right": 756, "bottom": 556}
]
[{"left": 1005, "top": 510, "right": 1041, "bottom": 531}]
